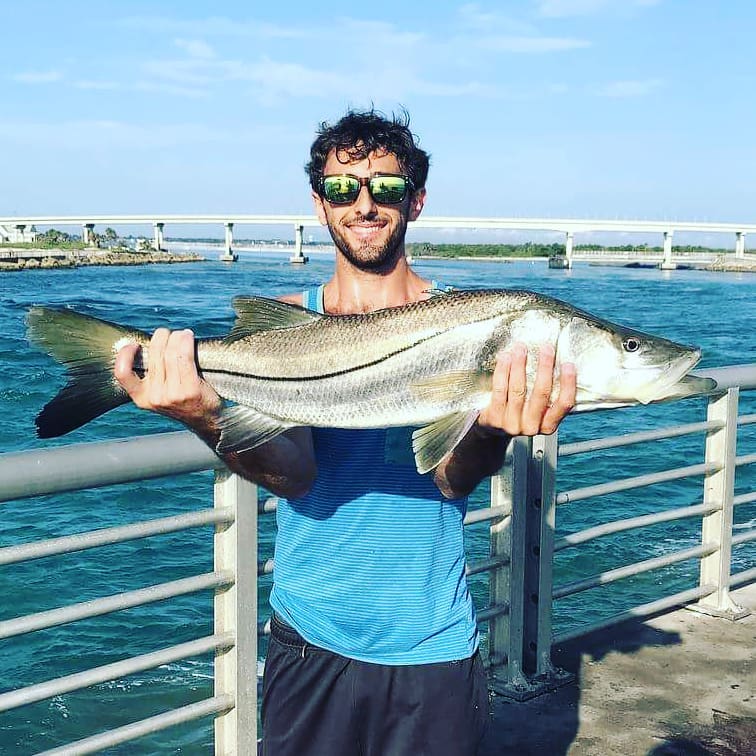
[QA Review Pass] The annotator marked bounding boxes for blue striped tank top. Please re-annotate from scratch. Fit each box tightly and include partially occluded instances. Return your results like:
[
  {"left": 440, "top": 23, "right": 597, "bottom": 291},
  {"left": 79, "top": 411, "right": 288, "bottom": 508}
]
[{"left": 268, "top": 283, "right": 479, "bottom": 664}]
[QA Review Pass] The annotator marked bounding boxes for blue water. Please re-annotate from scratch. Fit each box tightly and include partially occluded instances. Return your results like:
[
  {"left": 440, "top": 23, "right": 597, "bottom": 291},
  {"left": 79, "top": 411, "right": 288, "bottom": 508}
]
[{"left": 1, "top": 251, "right": 754, "bottom": 753}]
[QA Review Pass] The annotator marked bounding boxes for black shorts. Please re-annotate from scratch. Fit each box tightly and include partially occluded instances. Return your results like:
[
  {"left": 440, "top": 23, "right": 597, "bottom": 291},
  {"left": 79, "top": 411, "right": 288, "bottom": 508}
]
[{"left": 260, "top": 614, "right": 490, "bottom": 756}]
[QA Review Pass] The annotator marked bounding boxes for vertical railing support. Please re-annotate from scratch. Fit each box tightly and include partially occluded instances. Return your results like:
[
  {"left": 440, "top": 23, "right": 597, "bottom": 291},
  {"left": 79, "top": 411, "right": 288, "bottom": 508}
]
[
  {"left": 214, "top": 469, "right": 259, "bottom": 755},
  {"left": 691, "top": 388, "right": 749, "bottom": 619},
  {"left": 489, "top": 433, "right": 572, "bottom": 700},
  {"left": 488, "top": 438, "right": 526, "bottom": 691}
]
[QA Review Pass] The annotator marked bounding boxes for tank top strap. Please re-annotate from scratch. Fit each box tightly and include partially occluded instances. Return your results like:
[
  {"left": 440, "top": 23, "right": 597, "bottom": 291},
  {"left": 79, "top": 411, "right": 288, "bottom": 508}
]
[{"left": 301, "top": 284, "right": 325, "bottom": 314}]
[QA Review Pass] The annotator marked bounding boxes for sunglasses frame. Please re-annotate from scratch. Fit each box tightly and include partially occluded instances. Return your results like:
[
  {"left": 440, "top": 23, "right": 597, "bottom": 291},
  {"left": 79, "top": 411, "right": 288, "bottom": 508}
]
[{"left": 319, "top": 173, "right": 415, "bottom": 205}]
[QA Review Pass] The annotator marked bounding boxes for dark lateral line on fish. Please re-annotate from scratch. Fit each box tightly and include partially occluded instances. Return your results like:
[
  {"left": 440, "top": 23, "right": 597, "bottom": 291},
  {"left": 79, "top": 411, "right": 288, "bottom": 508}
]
[{"left": 201, "top": 352, "right": 397, "bottom": 383}]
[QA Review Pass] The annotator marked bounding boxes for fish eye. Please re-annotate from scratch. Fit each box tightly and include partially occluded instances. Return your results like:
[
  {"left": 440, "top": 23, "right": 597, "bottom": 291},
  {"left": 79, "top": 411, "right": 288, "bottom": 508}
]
[{"left": 622, "top": 337, "right": 641, "bottom": 353}]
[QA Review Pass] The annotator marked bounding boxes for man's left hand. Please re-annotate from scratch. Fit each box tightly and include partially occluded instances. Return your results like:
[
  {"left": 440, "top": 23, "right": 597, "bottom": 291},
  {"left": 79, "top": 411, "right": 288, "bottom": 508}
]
[{"left": 477, "top": 343, "right": 577, "bottom": 437}]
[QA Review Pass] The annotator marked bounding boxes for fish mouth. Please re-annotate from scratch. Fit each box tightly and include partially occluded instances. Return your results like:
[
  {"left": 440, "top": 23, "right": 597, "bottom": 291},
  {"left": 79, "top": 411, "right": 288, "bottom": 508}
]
[{"left": 640, "top": 349, "right": 702, "bottom": 403}]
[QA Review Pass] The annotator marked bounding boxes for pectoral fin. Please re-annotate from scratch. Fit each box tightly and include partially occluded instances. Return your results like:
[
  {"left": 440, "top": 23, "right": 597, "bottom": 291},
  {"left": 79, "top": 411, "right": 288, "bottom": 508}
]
[
  {"left": 216, "top": 405, "right": 295, "bottom": 455},
  {"left": 410, "top": 371, "right": 486, "bottom": 404},
  {"left": 411, "top": 410, "right": 480, "bottom": 475}
]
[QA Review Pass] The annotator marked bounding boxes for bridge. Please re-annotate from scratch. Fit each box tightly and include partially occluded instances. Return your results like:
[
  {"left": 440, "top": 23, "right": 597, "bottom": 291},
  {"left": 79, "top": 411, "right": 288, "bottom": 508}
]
[{"left": 1, "top": 214, "right": 753, "bottom": 268}]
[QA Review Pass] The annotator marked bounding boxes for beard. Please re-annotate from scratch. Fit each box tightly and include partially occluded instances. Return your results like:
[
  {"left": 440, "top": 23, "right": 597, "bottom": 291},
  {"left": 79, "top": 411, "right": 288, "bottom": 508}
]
[{"left": 327, "top": 213, "right": 408, "bottom": 272}]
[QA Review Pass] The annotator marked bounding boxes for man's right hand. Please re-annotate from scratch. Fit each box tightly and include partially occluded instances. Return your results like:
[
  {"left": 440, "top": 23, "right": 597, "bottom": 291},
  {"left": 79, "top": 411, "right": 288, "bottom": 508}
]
[
  {"left": 114, "top": 328, "right": 222, "bottom": 434},
  {"left": 114, "top": 327, "right": 317, "bottom": 498}
]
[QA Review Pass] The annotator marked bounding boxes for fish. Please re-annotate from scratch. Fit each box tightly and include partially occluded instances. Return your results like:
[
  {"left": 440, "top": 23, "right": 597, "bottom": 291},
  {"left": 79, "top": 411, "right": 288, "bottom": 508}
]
[{"left": 26, "top": 289, "right": 717, "bottom": 474}]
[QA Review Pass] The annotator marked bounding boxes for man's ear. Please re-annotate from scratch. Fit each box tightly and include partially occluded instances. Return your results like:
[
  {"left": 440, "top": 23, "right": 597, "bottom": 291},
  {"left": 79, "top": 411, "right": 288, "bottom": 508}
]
[
  {"left": 408, "top": 187, "right": 426, "bottom": 222},
  {"left": 312, "top": 190, "right": 328, "bottom": 225}
]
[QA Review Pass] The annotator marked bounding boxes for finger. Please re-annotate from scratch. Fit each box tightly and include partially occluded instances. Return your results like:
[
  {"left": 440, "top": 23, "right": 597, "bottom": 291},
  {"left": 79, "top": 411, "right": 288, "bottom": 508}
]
[
  {"left": 490, "top": 351, "right": 512, "bottom": 409},
  {"left": 147, "top": 328, "right": 170, "bottom": 388},
  {"left": 522, "top": 344, "right": 556, "bottom": 434},
  {"left": 503, "top": 344, "right": 528, "bottom": 425},
  {"left": 540, "top": 362, "right": 577, "bottom": 434},
  {"left": 165, "top": 329, "right": 197, "bottom": 388},
  {"left": 114, "top": 342, "right": 143, "bottom": 395}
]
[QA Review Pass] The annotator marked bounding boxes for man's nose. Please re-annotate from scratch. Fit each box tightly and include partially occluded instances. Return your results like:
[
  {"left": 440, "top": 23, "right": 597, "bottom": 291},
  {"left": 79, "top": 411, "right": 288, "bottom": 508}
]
[{"left": 353, "top": 184, "right": 377, "bottom": 215}]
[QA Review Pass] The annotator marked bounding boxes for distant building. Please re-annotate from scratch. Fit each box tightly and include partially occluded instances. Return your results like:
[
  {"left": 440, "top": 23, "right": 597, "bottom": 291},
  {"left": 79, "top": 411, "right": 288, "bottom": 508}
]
[{"left": 0, "top": 224, "right": 37, "bottom": 244}]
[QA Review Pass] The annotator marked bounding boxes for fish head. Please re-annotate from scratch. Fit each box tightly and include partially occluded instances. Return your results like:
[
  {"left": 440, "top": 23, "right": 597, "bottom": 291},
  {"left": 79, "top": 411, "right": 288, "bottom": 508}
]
[{"left": 558, "top": 315, "right": 703, "bottom": 407}]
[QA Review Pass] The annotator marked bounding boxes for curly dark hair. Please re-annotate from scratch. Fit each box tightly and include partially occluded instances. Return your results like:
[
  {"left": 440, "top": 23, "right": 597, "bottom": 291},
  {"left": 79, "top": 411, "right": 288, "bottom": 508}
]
[{"left": 305, "top": 108, "right": 430, "bottom": 193}]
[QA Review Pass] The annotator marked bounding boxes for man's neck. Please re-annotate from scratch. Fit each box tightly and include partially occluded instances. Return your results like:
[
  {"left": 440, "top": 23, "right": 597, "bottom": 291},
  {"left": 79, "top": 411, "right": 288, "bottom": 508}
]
[{"left": 322, "top": 254, "right": 433, "bottom": 314}]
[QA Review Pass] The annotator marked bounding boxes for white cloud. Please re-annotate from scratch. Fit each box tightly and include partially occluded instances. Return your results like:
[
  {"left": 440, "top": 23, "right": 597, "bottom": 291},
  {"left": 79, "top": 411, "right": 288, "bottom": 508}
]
[
  {"left": 595, "top": 78, "right": 663, "bottom": 97},
  {"left": 536, "top": 0, "right": 661, "bottom": 17},
  {"left": 11, "top": 70, "right": 63, "bottom": 84},
  {"left": 477, "top": 35, "right": 591, "bottom": 52},
  {"left": 458, "top": 4, "right": 538, "bottom": 34},
  {"left": 74, "top": 80, "right": 120, "bottom": 91},
  {"left": 0, "top": 119, "right": 292, "bottom": 151},
  {"left": 174, "top": 38, "right": 215, "bottom": 59},
  {"left": 120, "top": 15, "right": 307, "bottom": 40}
]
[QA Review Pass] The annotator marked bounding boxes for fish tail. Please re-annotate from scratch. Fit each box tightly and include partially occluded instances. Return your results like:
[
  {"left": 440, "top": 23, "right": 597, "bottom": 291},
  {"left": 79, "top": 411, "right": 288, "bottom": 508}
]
[{"left": 26, "top": 307, "right": 148, "bottom": 438}]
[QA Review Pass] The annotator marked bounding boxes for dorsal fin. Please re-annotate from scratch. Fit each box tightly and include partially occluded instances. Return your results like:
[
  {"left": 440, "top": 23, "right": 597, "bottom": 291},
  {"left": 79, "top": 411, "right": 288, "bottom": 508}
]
[{"left": 227, "top": 296, "right": 322, "bottom": 342}]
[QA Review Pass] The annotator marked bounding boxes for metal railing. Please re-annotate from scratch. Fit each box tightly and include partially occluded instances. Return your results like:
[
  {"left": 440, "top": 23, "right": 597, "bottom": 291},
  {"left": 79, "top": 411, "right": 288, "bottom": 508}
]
[{"left": 0, "top": 366, "right": 754, "bottom": 751}]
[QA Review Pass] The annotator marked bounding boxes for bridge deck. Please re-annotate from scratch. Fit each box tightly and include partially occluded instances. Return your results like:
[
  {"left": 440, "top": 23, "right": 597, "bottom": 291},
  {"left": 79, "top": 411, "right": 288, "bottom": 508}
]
[{"left": 482, "top": 583, "right": 755, "bottom": 755}]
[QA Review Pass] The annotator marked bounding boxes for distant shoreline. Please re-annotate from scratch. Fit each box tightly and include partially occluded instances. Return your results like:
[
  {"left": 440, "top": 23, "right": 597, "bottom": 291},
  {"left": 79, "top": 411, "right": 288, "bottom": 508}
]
[{"left": 0, "top": 247, "right": 205, "bottom": 272}]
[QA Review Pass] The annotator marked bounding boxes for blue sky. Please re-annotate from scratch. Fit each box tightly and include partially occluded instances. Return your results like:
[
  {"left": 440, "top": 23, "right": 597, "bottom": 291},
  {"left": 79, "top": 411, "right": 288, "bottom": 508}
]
[{"left": 2, "top": 1, "right": 755, "bottom": 243}]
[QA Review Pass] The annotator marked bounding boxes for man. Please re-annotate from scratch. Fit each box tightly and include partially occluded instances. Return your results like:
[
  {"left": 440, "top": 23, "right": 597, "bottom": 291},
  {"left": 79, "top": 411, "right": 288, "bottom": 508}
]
[{"left": 115, "top": 109, "right": 576, "bottom": 755}]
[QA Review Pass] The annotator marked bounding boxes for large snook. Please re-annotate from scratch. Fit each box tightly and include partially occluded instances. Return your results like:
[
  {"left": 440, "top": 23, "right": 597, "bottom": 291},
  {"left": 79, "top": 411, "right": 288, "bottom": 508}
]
[{"left": 26, "top": 289, "right": 716, "bottom": 474}]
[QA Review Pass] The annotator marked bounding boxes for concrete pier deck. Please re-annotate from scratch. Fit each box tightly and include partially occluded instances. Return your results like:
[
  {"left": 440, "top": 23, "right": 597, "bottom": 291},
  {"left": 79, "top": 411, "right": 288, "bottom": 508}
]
[{"left": 482, "top": 583, "right": 755, "bottom": 755}]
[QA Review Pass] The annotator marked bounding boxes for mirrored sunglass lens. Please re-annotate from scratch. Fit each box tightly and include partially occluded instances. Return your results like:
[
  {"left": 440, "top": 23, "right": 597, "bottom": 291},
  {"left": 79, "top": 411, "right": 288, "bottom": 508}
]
[
  {"left": 323, "top": 176, "right": 359, "bottom": 203},
  {"left": 370, "top": 176, "right": 408, "bottom": 203}
]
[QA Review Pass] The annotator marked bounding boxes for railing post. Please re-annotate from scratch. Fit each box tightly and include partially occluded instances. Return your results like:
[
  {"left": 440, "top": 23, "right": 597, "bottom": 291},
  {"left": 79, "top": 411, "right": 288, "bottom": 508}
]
[
  {"left": 488, "top": 437, "right": 525, "bottom": 691},
  {"left": 214, "top": 469, "right": 259, "bottom": 755},
  {"left": 692, "top": 388, "right": 749, "bottom": 619},
  {"left": 489, "top": 433, "right": 572, "bottom": 700}
]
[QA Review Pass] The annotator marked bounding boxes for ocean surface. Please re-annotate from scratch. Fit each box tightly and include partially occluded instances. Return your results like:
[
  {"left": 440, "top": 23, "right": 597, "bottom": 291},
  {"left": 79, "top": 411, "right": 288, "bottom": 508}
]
[{"left": 1, "top": 250, "right": 754, "bottom": 753}]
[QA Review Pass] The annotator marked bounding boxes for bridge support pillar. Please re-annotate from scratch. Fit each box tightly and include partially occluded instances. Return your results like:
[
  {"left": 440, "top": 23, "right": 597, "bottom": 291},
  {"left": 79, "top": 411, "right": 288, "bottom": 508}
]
[
  {"left": 290, "top": 224, "right": 309, "bottom": 264},
  {"left": 564, "top": 231, "right": 574, "bottom": 269},
  {"left": 735, "top": 231, "right": 746, "bottom": 259},
  {"left": 220, "top": 222, "right": 238, "bottom": 262},
  {"left": 82, "top": 223, "right": 97, "bottom": 248},
  {"left": 153, "top": 222, "right": 165, "bottom": 251},
  {"left": 659, "top": 230, "right": 676, "bottom": 270}
]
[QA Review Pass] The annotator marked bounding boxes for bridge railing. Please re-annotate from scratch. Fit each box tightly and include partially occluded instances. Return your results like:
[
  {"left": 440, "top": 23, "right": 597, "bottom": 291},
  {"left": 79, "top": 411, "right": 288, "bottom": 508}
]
[{"left": 0, "top": 365, "right": 754, "bottom": 751}]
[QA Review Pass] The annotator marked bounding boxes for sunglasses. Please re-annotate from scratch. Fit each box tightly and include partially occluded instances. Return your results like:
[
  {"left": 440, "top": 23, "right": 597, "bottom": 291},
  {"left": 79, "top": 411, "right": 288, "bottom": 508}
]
[{"left": 319, "top": 173, "right": 414, "bottom": 205}]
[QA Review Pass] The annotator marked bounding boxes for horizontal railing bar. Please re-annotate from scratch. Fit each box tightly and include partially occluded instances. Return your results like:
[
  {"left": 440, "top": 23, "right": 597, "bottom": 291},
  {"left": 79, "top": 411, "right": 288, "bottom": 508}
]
[
  {"left": 476, "top": 603, "right": 510, "bottom": 623},
  {"left": 0, "top": 633, "right": 234, "bottom": 714},
  {"left": 464, "top": 506, "right": 509, "bottom": 526},
  {"left": 0, "top": 431, "right": 222, "bottom": 503},
  {"left": 37, "top": 694, "right": 235, "bottom": 756},
  {"left": 730, "top": 567, "right": 756, "bottom": 588},
  {"left": 553, "top": 542, "right": 718, "bottom": 600},
  {"left": 556, "top": 462, "right": 719, "bottom": 505},
  {"left": 736, "top": 453, "right": 756, "bottom": 467},
  {"left": 466, "top": 555, "right": 510, "bottom": 576},
  {"left": 738, "top": 413, "right": 756, "bottom": 426},
  {"left": 552, "top": 584, "right": 717, "bottom": 645},
  {"left": 732, "top": 530, "right": 756, "bottom": 547},
  {"left": 554, "top": 502, "right": 719, "bottom": 552},
  {"left": 258, "top": 558, "right": 274, "bottom": 575},
  {"left": 0, "top": 508, "right": 233, "bottom": 566},
  {"left": 734, "top": 492, "right": 756, "bottom": 506},
  {"left": 558, "top": 420, "right": 722, "bottom": 457},
  {"left": 0, "top": 571, "right": 234, "bottom": 640}
]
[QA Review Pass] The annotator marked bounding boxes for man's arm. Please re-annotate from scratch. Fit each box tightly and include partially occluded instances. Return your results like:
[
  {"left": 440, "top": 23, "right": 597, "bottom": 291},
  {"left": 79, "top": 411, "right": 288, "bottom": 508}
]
[
  {"left": 434, "top": 344, "right": 576, "bottom": 499},
  {"left": 114, "top": 328, "right": 317, "bottom": 498}
]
